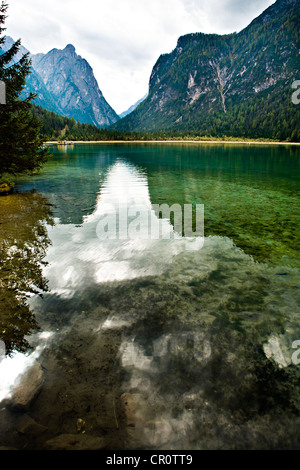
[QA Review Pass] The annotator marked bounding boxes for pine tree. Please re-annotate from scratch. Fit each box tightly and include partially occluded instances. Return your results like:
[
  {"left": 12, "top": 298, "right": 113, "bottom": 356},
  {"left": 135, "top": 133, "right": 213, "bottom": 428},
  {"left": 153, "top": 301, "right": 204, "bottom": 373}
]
[{"left": 0, "top": 1, "right": 49, "bottom": 188}]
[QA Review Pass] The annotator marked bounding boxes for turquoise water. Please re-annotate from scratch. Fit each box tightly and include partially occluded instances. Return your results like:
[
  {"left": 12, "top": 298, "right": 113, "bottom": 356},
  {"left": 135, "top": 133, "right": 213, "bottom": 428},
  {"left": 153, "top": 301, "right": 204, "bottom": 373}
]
[{"left": 0, "top": 143, "right": 299, "bottom": 449}]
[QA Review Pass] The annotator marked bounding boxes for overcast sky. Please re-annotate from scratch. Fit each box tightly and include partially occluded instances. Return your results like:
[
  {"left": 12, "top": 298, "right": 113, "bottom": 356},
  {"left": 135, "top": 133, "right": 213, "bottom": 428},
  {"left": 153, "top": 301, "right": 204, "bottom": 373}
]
[{"left": 6, "top": 0, "right": 275, "bottom": 114}]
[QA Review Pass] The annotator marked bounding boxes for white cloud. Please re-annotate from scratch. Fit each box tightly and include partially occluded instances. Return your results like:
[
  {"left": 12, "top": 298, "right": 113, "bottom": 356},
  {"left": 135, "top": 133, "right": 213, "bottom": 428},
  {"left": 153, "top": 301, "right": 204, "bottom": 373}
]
[{"left": 5, "top": 0, "right": 275, "bottom": 114}]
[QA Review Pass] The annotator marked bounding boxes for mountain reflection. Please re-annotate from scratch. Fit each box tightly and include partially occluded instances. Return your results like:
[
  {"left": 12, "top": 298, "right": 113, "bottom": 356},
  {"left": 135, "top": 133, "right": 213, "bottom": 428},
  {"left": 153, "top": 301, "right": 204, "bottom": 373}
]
[
  {"left": 123, "top": 144, "right": 300, "bottom": 267},
  {"left": 15, "top": 147, "right": 116, "bottom": 225},
  {"left": 1, "top": 151, "right": 299, "bottom": 449},
  {"left": 0, "top": 191, "right": 54, "bottom": 355},
  {"left": 42, "top": 160, "right": 200, "bottom": 296}
]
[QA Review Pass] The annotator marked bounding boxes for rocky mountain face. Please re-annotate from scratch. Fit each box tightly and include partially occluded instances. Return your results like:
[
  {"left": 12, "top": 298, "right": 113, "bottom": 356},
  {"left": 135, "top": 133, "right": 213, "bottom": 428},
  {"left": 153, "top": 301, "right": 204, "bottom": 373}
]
[
  {"left": 1, "top": 36, "right": 63, "bottom": 115},
  {"left": 2, "top": 38, "right": 119, "bottom": 127},
  {"left": 114, "top": 0, "right": 300, "bottom": 140},
  {"left": 31, "top": 44, "right": 119, "bottom": 127}
]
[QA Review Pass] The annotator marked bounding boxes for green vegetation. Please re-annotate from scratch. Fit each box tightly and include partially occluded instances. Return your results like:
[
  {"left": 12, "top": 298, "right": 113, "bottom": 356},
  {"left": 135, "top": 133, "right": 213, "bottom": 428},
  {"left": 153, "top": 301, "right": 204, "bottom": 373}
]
[
  {"left": 0, "top": 191, "right": 54, "bottom": 354},
  {"left": 3, "top": 0, "right": 299, "bottom": 146},
  {"left": 32, "top": 105, "right": 129, "bottom": 141},
  {"left": 113, "top": 0, "right": 300, "bottom": 142},
  {"left": 172, "top": 81, "right": 300, "bottom": 142},
  {"left": 32, "top": 104, "right": 295, "bottom": 143},
  {"left": 0, "top": 2, "right": 49, "bottom": 186}
]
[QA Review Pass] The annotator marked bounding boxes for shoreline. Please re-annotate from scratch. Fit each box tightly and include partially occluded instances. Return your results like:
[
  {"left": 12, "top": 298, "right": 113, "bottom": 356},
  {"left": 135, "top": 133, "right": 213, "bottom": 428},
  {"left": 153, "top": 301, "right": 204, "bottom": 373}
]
[{"left": 45, "top": 140, "right": 300, "bottom": 146}]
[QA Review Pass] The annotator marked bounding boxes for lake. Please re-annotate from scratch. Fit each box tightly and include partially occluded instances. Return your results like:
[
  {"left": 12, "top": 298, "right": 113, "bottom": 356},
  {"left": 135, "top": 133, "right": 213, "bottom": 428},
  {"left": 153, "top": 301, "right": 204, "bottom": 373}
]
[{"left": 0, "top": 142, "right": 299, "bottom": 450}]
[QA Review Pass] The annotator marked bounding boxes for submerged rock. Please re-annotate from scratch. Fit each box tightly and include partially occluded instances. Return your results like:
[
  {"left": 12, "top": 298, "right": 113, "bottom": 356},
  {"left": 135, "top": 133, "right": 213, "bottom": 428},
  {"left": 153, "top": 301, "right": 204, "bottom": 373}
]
[
  {"left": 121, "top": 393, "right": 147, "bottom": 427},
  {"left": 10, "top": 361, "right": 44, "bottom": 410},
  {"left": 44, "top": 433, "right": 108, "bottom": 450},
  {"left": 16, "top": 414, "right": 48, "bottom": 436},
  {"left": 143, "top": 419, "right": 173, "bottom": 447},
  {"left": 121, "top": 393, "right": 172, "bottom": 448}
]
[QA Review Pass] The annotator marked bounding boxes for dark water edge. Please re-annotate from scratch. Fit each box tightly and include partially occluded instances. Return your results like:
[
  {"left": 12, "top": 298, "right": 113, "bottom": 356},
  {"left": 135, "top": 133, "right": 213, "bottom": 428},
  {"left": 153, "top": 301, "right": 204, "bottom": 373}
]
[{"left": 0, "top": 143, "right": 299, "bottom": 450}]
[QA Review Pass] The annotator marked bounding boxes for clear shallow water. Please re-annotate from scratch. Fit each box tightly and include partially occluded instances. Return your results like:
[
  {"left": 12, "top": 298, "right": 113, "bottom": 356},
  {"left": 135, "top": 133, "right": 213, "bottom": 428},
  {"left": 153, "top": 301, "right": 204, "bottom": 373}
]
[{"left": 0, "top": 143, "right": 299, "bottom": 449}]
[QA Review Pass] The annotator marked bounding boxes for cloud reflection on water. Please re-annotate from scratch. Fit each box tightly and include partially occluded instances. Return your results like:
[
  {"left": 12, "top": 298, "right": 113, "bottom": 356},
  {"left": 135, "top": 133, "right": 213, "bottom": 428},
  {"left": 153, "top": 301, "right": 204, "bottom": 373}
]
[{"left": 43, "top": 160, "right": 204, "bottom": 295}]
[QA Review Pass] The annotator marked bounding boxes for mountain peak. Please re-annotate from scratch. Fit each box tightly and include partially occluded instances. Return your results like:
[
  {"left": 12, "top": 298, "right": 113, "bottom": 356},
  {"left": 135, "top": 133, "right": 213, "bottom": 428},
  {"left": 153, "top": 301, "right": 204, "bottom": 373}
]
[
  {"left": 30, "top": 42, "right": 119, "bottom": 127},
  {"left": 64, "top": 44, "right": 76, "bottom": 54},
  {"left": 114, "top": 0, "right": 299, "bottom": 141}
]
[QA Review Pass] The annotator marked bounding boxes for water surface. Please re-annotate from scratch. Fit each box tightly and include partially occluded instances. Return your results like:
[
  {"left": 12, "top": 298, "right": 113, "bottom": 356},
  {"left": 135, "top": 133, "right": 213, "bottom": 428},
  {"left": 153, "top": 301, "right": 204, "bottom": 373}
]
[{"left": 0, "top": 143, "right": 299, "bottom": 450}]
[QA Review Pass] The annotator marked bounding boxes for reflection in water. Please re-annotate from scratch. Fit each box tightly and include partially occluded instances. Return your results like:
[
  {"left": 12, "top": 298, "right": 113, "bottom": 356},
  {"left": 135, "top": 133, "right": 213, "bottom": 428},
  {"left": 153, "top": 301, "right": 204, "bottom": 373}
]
[
  {"left": 140, "top": 145, "right": 300, "bottom": 267},
  {"left": 0, "top": 192, "right": 54, "bottom": 404},
  {"left": 0, "top": 192, "right": 54, "bottom": 354},
  {"left": 0, "top": 146, "right": 299, "bottom": 450},
  {"left": 115, "top": 245, "right": 300, "bottom": 449},
  {"left": 15, "top": 150, "right": 115, "bottom": 225},
  {"left": 43, "top": 161, "right": 202, "bottom": 296}
]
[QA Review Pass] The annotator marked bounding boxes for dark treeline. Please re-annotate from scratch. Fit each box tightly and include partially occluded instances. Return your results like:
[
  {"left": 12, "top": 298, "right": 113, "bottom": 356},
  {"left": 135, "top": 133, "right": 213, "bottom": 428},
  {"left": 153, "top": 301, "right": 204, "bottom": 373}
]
[{"left": 32, "top": 105, "right": 298, "bottom": 142}]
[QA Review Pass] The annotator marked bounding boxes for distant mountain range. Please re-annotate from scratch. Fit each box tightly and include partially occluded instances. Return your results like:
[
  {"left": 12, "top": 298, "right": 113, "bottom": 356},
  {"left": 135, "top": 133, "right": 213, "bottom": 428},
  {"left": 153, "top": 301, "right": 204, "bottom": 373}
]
[
  {"left": 119, "top": 94, "right": 148, "bottom": 119},
  {"left": 2, "top": 37, "right": 119, "bottom": 127},
  {"left": 2, "top": 0, "right": 299, "bottom": 140},
  {"left": 113, "top": 0, "right": 300, "bottom": 141}
]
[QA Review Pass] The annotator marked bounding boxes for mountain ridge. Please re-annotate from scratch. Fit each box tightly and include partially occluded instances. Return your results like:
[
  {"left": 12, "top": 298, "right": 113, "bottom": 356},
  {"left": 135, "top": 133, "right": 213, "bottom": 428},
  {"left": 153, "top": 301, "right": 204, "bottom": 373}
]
[
  {"left": 1, "top": 37, "right": 119, "bottom": 128},
  {"left": 113, "top": 0, "right": 300, "bottom": 141},
  {"left": 30, "top": 43, "right": 119, "bottom": 127}
]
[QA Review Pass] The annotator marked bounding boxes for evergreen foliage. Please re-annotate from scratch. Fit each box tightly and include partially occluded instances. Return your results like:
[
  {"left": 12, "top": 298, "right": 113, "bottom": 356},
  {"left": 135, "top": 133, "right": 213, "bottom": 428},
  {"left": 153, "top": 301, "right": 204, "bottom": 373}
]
[
  {"left": 0, "top": 2, "right": 49, "bottom": 178},
  {"left": 33, "top": 104, "right": 293, "bottom": 142},
  {"left": 113, "top": 0, "right": 300, "bottom": 142}
]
